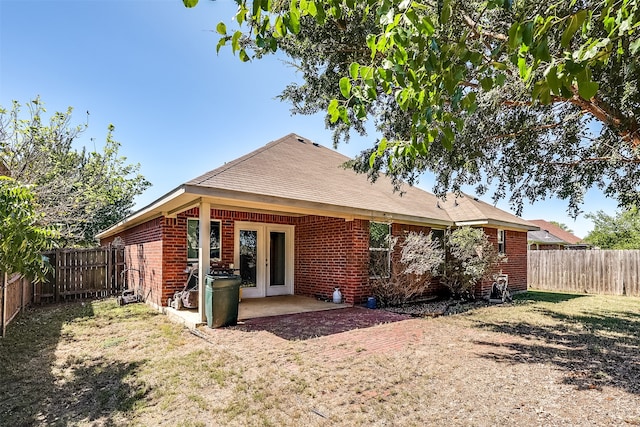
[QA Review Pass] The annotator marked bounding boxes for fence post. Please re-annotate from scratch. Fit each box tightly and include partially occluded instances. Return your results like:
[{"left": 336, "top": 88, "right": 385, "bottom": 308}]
[{"left": 54, "top": 249, "right": 60, "bottom": 302}]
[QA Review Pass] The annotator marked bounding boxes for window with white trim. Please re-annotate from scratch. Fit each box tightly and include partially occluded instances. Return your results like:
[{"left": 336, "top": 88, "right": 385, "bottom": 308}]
[
  {"left": 497, "top": 229, "right": 506, "bottom": 254},
  {"left": 187, "top": 219, "right": 221, "bottom": 262},
  {"left": 369, "top": 222, "right": 391, "bottom": 277}
]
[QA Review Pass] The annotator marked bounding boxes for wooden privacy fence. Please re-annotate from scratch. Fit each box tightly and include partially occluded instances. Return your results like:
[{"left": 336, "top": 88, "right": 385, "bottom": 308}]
[
  {"left": 40, "top": 247, "right": 126, "bottom": 302},
  {"left": 528, "top": 250, "right": 640, "bottom": 296},
  {"left": 1, "top": 273, "right": 32, "bottom": 337}
]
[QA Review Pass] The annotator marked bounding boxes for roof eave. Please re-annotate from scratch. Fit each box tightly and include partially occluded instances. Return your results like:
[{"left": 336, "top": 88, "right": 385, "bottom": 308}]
[
  {"left": 454, "top": 219, "right": 539, "bottom": 231},
  {"left": 186, "top": 184, "right": 454, "bottom": 227},
  {"left": 96, "top": 185, "right": 187, "bottom": 239}
]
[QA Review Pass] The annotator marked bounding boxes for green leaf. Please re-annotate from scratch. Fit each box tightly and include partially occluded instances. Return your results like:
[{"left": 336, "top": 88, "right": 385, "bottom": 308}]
[
  {"left": 544, "top": 65, "right": 560, "bottom": 94},
  {"left": 287, "top": 6, "right": 301, "bottom": 33},
  {"left": 522, "top": 21, "right": 534, "bottom": 46},
  {"left": 440, "top": 0, "right": 452, "bottom": 24},
  {"left": 577, "top": 79, "right": 599, "bottom": 100},
  {"left": 231, "top": 30, "right": 242, "bottom": 53},
  {"left": 480, "top": 77, "right": 493, "bottom": 91},
  {"left": 183, "top": 0, "right": 199, "bottom": 7},
  {"left": 533, "top": 36, "right": 551, "bottom": 62},
  {"left": 518, "top": 57, "right": 532, "bottom": 81},
  {"left": 630, "top": 38, "right": 640, "bottom": 54},
  {"left": 377, "top": 138, "right": 387, "bottom": 155},
  {"left": 216, "top": 37, "right": 227, "bottom": 54},
  {"left": 561, "top": 10, "right": 587, "bottom": 48},
  {"left": 349, "top": 62, "right": 360, "bottom": 80},
  {"left": 339, "top": 77, "right": 352, "bottom": 98},
  {"left": 238, "top": 49, "right": 250, "bottom": 62},
  {"left": 369, "top": 151, "right": 377, "bottom": 168},
  {"left": 328, "top": 99, "right": 340, "bottom": 122},
  {"left": 216, "top": 22, "right": 227, "bottom": 35},
  {"left": 508, "top": 23, "right": 522, "bottom": 50}
]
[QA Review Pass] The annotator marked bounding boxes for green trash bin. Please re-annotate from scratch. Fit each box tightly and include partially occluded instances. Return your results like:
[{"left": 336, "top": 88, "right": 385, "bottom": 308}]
[{"left": 205, "top": 274, "right": 241, "bottom": 328}]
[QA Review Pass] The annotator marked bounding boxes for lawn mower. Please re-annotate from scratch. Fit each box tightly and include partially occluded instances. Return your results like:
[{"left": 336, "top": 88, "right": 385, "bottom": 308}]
[{"left": 167, "top": 264, "right": 199, "bottom": 310}]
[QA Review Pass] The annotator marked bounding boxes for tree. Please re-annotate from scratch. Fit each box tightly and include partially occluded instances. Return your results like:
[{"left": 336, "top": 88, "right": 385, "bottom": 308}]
[
  {"left": 0, "top": 98, "right": 151, "bottom": 246},
  {"left": 186, "top": 0, "right": 639, "bottom": 216},
  {"left": 583, "top": 207, "right": 640, "bottom": 248},
  {"left": 549, "top": 221, "right": 574, "bottom": 234},
  {"left": 0, "top": 177, "right": 57, "bottom": 281}
]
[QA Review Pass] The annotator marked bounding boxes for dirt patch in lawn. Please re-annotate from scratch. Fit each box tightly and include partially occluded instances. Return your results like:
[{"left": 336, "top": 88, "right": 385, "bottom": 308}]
[{"left": 232, "top": 306, "right": 411, "bottom": 340}]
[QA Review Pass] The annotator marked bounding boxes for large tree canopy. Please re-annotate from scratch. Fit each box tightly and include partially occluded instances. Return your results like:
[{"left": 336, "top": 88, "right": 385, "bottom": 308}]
[
  {"left": 187, "top": 0, "right": 639, "bottom": 216},
  {"left": 0, "top": 98, "right": 151, "bottom": 246}
]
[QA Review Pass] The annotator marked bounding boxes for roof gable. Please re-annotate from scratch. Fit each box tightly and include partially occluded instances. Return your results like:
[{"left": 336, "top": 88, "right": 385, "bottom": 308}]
[{"left": 187, "top": 133, "right": 452, "bottom": 224}]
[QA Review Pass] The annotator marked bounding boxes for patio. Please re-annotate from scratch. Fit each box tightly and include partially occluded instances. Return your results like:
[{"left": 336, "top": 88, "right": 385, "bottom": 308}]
[{"left": 163, "top": 295, "right": 351, "bottom": 329}]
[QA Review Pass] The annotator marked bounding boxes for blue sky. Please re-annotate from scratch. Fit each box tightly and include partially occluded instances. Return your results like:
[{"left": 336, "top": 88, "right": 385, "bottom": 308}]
[{"left": 0, "top": 0, "right": 619, "bottom": 238}]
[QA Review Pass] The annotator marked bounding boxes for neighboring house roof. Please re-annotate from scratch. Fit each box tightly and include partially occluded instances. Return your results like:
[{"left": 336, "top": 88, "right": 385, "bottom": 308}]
[
  {"left": 527, "top": 229, "right": 568, "bottom": 245},
  {"left": 527, "top": 219, "right": 583, "bottom": 244},
  {"left": 97, "top": 133, "right": 537, "bottom": 239}
]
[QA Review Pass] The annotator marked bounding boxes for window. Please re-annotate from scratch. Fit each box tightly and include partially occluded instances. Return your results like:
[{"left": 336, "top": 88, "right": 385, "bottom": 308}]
[
  {"left": 497, "top": 229, "right": 506, "bottom": 254},
  {"left": 431, "top": 229, "right": 445, "bottom": 248},
  {"left": 187, "top": 219, "right": 221, "bottom": 262},
  {"left": 369, "top": 222, "right": 391, "bottom": 277}
]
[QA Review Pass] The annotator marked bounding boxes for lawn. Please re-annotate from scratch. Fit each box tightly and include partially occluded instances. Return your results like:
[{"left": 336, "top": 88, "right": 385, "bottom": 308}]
[{"left": 1, "top": 291, "right": 639, "bottom": 426}]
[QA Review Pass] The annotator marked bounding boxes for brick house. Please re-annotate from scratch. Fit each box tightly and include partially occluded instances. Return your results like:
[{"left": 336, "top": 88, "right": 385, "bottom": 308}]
[{"left": 97, "top": 134, "right": 537, "bottom": 321}]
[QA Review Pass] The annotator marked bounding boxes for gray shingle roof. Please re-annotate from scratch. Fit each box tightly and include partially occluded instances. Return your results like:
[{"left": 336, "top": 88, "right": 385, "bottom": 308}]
[
  {"left": 187, "top": 133, "right": 539, "bottom": 229},
  {"left": 187, "top": 133, "right": 452, "bottom": 224}
]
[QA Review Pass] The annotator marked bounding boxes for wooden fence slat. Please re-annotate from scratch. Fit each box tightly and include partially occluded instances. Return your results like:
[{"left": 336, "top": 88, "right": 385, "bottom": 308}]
[{"left": 528, "top": 250, "right": 640, "bottom": 295}]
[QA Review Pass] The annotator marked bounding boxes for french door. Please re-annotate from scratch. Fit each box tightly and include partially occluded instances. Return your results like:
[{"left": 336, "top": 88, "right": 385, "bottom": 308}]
[{"left": 234, "top": 222, "right": 294, "bottom": 298}]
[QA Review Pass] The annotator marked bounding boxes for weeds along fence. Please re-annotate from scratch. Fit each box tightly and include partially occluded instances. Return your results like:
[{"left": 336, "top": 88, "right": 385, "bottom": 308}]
[
  {"left": 528, "top": 250, "right": 640, "bottom": 296},
  {"left": 39, "top": 247, "right": 126, "bottom": 303}
]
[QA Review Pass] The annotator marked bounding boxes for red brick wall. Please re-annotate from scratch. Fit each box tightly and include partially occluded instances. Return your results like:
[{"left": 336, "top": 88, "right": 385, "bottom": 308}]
[
  {"left": 479, "top": 227, "right": 528, "bottom": 298},
  {"left": 293, "top": 216, "right": 364, "bottom": 303},
  {"left": 99, "top": 207, "right": 530, "bottom": 306},
  {"left": 100, "top": 218, "right": 164, "bottom": 306}
]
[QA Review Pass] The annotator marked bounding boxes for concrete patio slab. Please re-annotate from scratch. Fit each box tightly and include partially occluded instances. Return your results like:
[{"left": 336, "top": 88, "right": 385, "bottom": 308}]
[{"left": 163, "top": 295, "right": 351, "bottom": 329}]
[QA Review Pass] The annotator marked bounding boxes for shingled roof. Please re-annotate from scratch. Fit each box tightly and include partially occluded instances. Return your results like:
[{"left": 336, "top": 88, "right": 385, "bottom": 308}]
[
  {"left": 528, "top": 219, "right": 583, "bottom": 244},
  {"left": 98, "top": 133, "right": 536, "bottom": 238}
]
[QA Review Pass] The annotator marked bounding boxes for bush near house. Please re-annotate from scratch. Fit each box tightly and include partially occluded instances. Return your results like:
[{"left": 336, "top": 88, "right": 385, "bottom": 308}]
[{"left": 371, "top": 227, "right": 506, "bottom": 306}]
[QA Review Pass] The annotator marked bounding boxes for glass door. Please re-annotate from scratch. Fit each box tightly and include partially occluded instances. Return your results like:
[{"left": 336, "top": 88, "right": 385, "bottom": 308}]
[
  {"left": 266, "top": 229, "right": 288, "bottom": 296},
  {"left": 236, "top": 225, "right": 263, "bottom": 298},
  {"left": 235, "top": 222, "right": 293, "bottom": 298}
]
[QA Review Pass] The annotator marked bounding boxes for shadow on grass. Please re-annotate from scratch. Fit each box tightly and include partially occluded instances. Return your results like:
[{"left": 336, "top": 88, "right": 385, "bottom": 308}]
[
  {"left": 514, "top": 290, "right": 590, "bottom": 304},
  {"left": 0, "top": 301, "right": 149, "bottom": 425},
  {"left": 231, "top": 307, "right": 411, "bottom": 340},
  {"left": 473, "top": 306, "right": 640, "bottom": 394}
]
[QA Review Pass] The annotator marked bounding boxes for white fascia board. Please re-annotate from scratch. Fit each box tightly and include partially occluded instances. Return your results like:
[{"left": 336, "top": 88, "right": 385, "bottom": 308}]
[{"left": 454, "top": 219, "right": 539, "bottom": 232}]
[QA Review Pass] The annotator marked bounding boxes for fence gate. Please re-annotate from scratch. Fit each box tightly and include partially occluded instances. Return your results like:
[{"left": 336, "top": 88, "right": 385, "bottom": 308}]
[{"left": 39, "top": 247, "right": 126, "bottom": 302}]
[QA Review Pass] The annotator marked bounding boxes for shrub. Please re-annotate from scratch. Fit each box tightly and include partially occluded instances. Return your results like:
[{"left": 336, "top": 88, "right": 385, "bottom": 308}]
[
  {"left": 370, "top": 231, "right": 444, "bottom": 307},
  {"left": 440, "top": 227, "right": 505, "bottom": 299}
]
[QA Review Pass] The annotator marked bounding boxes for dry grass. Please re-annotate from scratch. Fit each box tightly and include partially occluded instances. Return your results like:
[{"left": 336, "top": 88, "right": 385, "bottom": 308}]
[{"left": 1, "top": 291, "right": 639, "bottom": 426}]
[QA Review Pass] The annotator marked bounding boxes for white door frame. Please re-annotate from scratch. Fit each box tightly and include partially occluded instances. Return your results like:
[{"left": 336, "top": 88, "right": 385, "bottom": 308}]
[{"left": 234, "top": 221, "right": 294, "bottom": 298}]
